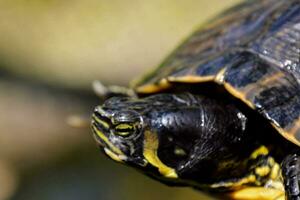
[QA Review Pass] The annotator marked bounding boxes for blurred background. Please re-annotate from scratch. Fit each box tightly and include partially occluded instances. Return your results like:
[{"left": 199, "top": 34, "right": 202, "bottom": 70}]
[{"left": 0, "top": 0, "right": 240, "bottom": 199}]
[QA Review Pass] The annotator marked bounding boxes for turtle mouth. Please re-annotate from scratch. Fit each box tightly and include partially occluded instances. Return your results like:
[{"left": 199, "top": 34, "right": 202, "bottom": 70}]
[{"left": 91, "top": 107, "right": 127, "bottom": 162}]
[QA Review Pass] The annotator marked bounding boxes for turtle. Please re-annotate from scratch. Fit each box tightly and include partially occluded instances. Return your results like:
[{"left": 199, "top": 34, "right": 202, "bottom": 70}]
[{"left": 91, "top": 0, "right": 300, "bottom": 199}]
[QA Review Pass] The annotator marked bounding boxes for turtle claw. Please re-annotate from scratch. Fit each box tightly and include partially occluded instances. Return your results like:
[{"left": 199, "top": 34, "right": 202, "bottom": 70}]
[
  {"left": 282, "top": 154, "right": 300, "bottom": 200},
  {"left": 66, "top": 115, "right": 90, "bottom": 128},
  {"left": 92, "top": 80, "right": 110, "bottom": 98},
  {"left": 92, "top": 80, "right": 136, "bottom": 100}
]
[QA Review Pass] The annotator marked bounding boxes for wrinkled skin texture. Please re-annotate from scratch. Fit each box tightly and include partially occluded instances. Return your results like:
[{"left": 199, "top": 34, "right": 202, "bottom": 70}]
[{"left": 92, "top": 93, "right": 262, "bottom": 186}]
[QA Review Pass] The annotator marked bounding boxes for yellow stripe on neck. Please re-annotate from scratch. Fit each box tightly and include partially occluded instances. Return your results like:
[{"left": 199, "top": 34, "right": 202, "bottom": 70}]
[{"left": 143, "top": 130, "right": 178, "bottom": 178}]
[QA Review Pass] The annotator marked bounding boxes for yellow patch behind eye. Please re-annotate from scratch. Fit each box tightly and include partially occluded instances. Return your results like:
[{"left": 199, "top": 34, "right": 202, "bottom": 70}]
[{"left": 143, "top": 130, "right": 178, "bottom": 178}]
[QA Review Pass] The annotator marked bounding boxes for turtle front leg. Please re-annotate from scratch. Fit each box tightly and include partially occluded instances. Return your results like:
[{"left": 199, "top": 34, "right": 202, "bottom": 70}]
[
  {"left": 282, "top": 154, "right": 300, "bottom": 200},
  {"left": 92, "top": 80, "right": 136, "bottom": 100}
]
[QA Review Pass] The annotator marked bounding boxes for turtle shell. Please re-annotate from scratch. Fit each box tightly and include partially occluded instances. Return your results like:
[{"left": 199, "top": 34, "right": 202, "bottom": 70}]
[{"left": 133, "top": 0, "right": 300, "bottom": 146}]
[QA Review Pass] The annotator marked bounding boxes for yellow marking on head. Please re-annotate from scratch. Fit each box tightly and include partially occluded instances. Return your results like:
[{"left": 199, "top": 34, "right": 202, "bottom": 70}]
[
  {"left": 135, "top": 79, "right": 171, "bottom": 94},
  {"left": 104, "top": 148, "right": 124, "bottom": 163},
  {"left": 95, "top": 106, "right": 107, "bottom": 116},
  {"left": 227, "top": 187, "right": 284, "bottom": 200},
  {"left": 92, "top": 115, "right": 110, "bottom": 129},
  {"left": 250, "top": 146, "right": 269, "bottom": 159},
  {"left": 143, "top": 130, "right": 178, "bottom": 178},
  {"left": 167, "top": 75, "right": 214, "bottom": 83},
  {"left": 91, "top": 126, "right": 124, "bottom": 157}
]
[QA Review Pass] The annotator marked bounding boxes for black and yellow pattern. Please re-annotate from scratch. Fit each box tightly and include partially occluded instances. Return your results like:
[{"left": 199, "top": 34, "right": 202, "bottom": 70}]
[
  {"left": 92, "top": 0, "right": 300, "bottom": 199},
  {"left": 134, "top": 0, "right": 300, "bottom": 147}
]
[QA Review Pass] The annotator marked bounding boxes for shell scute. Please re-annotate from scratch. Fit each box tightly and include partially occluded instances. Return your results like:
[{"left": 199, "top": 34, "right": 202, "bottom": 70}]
[{"left": 134, "top": 0, "right": 300, "bottom": 145}]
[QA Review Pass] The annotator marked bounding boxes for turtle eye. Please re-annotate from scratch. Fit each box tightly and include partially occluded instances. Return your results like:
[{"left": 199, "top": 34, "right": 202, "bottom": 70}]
[{"left": 114, "top": 123, "right": 136, "bottom": 137}]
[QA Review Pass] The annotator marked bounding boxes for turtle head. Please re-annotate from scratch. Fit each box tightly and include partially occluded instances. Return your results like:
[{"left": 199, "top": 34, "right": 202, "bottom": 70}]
[
  {"left": 92, "top": 97, "right": 147, "bottom": 167},
  {"left": 92, "top": 93, "right": 250, "bottom": 185},
  {"left": 92, "top": 94, "right": 194, "bottom": 180}
]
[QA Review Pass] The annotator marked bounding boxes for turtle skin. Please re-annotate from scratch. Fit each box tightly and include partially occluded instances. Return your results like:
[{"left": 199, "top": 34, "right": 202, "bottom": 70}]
[
  {"left": 93, "top": 0, "right": 300, "bottom": 199},
  {"left": 132, "top": 0, "right": 300, "bottom": 199}
]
